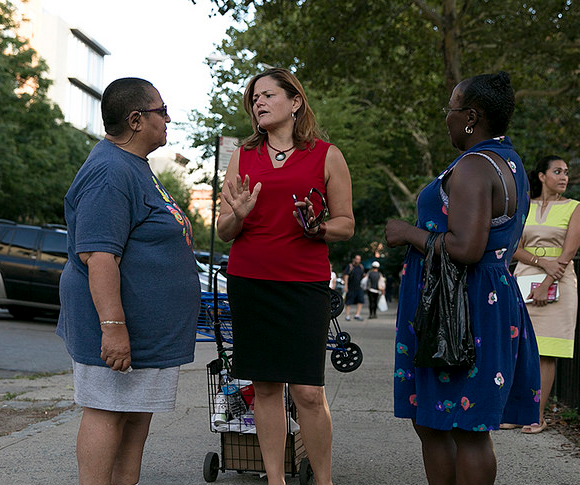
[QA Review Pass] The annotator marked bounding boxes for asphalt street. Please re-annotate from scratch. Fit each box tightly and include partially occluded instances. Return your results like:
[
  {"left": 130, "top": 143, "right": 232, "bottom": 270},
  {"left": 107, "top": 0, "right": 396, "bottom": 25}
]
[
  {"left": 0, "top": 310, "right": 70, "bottom": 378},
  {"left": 1, "top": 303, "right": 580, "bottom": 484}
]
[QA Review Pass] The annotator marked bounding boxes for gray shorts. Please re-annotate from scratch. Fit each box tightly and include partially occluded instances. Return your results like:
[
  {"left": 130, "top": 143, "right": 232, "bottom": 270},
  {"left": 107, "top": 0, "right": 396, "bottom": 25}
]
[{"left": 73, "top": 361, "right": 180, "bottom": 413}]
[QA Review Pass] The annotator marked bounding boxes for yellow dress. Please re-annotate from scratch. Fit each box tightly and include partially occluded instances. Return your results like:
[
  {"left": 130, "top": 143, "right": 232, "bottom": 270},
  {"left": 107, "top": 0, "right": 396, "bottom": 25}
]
[{"left": 514, "top": 199, "right": 580, "bottom": 358}]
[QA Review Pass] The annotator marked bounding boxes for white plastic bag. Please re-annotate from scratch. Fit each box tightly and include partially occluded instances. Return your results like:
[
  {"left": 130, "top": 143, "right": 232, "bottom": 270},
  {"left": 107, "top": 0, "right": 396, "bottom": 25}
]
[
  {"left": 378, "top": 294, "right": 388, "bottom": 312},
  {"left": 378, "top": 275, "right": 386, "bottom": 291},
  {"left": 360, "top": 275, "right": 369, "bottom": 290}
]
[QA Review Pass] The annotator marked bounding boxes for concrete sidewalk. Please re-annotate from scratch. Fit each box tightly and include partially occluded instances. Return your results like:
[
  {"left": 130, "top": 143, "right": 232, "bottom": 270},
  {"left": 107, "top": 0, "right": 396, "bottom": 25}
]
[{"left": 1, "top": 303, "right": 580, "bottom": 484}]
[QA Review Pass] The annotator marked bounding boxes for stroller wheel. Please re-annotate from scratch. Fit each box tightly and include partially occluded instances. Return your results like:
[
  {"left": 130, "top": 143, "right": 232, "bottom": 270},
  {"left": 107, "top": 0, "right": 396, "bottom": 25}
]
[
  {"left": 331, "top": 342, "right": 363, "bottom": 372},
  {"left": 203, "top": 452, "right": 219, "bottom": 482},
  {"left": 330, "top": 289, "right": 344, "bottom": 318},
  {"left": 299, "top": 457, "right": 314, "bottom": 485}
]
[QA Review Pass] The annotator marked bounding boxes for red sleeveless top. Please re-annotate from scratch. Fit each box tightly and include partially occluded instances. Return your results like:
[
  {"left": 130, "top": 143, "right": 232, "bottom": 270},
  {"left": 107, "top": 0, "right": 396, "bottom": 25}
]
[{"left": 227, "top": 139, "right": 331, "bottom": 282}]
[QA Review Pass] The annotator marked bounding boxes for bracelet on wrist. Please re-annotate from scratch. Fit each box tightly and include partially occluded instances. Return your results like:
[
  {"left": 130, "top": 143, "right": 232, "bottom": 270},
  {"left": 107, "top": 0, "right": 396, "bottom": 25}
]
[{"left": 100, "top": 320, "right": 126, "bottom": 326}]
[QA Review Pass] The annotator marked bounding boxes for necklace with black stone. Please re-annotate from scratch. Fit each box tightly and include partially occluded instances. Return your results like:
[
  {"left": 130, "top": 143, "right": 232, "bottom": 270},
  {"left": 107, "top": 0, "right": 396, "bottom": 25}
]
[{"left": 267, "top": 140, "right": 295, "bottom": 161}]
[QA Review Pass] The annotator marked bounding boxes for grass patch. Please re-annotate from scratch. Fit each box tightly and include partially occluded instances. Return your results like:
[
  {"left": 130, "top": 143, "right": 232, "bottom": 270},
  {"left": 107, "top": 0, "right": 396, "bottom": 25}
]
[
  {"left": 13, "top": 369, "right": 72, "bottom": 380},
  {"left": 2, "top": 392, "right": 21, "bottom": 401}
]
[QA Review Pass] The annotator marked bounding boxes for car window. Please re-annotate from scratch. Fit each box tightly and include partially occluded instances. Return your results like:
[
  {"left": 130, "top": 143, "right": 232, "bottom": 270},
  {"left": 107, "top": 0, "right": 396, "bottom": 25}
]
[
  {"left": 8, "top": 228, "right": 38, "bottom": 258},
  {"left": 40, "top": 232, "right": 68, "bottom": 265},
  {"left": 0, "top": 228, "right": 14, "bottom": 255}
]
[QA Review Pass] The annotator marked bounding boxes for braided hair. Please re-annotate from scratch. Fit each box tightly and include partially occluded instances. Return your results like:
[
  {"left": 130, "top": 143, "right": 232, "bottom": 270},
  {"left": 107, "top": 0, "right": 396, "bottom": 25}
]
[{"left": 461, "top": 71, "right": 515, "bottom": 136}]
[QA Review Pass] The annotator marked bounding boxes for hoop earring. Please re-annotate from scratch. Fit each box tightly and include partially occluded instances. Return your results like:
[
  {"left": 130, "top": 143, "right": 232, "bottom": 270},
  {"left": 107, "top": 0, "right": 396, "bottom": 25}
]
[
  {"left": 465, "top": 125, "right": 473, "bottom": 134},
  {"left": 257, "top": 124, "right": 267, "bottom": 135},
  {"left": 292, "top": 112, "right": 297, "bottom": 122}
]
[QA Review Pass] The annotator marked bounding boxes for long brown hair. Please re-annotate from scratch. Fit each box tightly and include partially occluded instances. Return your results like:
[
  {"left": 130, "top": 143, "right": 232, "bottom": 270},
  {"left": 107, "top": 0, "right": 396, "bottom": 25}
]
[
  {"left": 242, "top": 68, "right": 325, "bottom": 151},
  {"left": 528, "top": 155, "right": 564, "bottom": 198}
]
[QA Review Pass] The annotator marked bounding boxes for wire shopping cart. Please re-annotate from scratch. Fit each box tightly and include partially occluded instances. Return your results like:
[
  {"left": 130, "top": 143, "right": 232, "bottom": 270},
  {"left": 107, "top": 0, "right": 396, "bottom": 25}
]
[{"left": 202, "top": 270, "right": 312, "bottom": 483}]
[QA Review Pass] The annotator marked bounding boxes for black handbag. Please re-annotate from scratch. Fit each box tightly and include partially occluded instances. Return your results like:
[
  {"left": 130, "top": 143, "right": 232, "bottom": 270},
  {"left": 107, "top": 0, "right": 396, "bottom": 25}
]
[{"left": 412, "top": 232, "right": 476, "bottom": 368}]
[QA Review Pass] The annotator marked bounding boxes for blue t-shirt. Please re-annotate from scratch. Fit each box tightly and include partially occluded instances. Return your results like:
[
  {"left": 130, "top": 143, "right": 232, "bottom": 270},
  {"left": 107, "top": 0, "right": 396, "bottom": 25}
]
[{"left": 56, "top": 139, "right": 201, "bottom": 368}]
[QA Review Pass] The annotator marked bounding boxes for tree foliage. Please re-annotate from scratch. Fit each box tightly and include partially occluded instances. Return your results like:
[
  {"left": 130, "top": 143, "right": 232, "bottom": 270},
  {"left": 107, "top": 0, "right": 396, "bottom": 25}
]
[
  {"left": 0, "top": 1, "right": 94, "bottom": 224},
  {"left": 187, "top": 0, "right": 579, "bottom": 271}
]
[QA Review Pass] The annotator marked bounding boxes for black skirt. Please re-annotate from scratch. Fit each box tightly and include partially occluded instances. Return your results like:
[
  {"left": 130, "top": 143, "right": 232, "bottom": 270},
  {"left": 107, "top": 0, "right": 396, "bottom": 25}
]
[{"left": 227, "top": 275, "right": 331, "bottom": 386}]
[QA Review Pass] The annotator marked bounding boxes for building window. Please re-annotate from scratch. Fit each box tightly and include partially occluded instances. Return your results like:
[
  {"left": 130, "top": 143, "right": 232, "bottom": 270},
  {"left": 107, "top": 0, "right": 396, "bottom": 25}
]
[
  {"left": 67, "top": 83, "right": 102, "bottom": 135},
  {"left": 65, "top": 30, "right": 108, "bottom": 136}
]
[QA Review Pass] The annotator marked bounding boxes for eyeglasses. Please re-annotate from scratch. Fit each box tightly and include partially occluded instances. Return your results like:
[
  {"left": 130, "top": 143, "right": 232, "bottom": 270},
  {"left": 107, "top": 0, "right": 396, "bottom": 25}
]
[
  {"left": 140, "top": 104, "right": 168, "bottom": 117},
  {"left": 442, "top": 106, "right": 481, "bottom": 116},
  {"left": 442, "top": 106, "right": 469, "bottom": 115},
  {"left": 305, "top": 187, "right": 328, "bottom": 230},
  {"left": 125, "top": 104, "right": 168, "bottom": 121}
]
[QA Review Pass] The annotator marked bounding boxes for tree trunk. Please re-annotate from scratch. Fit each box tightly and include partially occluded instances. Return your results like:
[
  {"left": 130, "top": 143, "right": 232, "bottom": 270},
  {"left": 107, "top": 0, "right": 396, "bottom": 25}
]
[{"left": 442, "top": 0, "right": 462, "bottom": 93}]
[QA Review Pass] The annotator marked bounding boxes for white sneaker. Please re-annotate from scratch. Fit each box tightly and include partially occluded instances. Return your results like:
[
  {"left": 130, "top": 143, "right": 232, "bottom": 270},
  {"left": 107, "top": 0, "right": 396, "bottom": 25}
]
[{"left": 345, "top": 315, "right": 351, "bottom": 321}]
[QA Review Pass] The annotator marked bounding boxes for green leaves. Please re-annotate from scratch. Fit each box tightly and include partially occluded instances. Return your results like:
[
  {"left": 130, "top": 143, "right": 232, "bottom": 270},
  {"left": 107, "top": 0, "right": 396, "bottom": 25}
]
[
  {"left": 0, "top": 1, "right": 94, "bottom": 224},
  {"left": 188, "top": 0, "right": 579, "bottom": 268}
]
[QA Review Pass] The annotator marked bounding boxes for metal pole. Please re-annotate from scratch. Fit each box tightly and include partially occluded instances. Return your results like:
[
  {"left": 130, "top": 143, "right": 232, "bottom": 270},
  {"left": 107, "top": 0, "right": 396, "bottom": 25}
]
[{"left": 208, "top": 136, "right": 220, "bottom": 292}]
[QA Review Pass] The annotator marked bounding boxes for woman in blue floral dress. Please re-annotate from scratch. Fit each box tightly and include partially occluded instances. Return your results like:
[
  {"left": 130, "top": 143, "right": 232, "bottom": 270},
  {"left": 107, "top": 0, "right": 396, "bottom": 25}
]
[{"left": 385, "top": 72, "right": 540, "bottom": 485}]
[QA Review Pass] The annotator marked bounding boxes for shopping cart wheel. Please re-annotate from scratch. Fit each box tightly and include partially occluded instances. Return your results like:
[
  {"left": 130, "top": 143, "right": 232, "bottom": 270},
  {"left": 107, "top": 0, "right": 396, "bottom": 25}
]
[
  {"left": 299, "top": 457, "right": 314, "bottom": 485},
  {"left": 203, "top": 452, "right": 219, "bottom": 482},
  {"left": 336, "top": 331, "right": 351, "bottom": 345},
  {"left": 331, "top": 342, "right": 363, "bottom": 372},
  {"left": 329, "top": 289, "right": 344, "bottom": 318}
]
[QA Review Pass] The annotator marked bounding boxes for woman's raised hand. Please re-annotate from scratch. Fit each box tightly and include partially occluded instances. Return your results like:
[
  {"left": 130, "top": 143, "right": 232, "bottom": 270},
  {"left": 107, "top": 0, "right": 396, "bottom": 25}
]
[{"left": 222, "top": 174, "right": 262, "bottom": 221}]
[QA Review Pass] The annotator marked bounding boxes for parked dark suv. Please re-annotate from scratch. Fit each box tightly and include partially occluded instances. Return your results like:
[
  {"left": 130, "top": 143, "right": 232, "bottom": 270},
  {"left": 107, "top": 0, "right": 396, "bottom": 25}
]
[{"left": 0, "top": 219, "right": 67, "bottom": 319}]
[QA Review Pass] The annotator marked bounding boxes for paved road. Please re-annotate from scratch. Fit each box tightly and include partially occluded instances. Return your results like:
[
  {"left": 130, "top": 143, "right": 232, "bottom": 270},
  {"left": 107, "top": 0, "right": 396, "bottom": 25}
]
[
  {"left": 0, "top": 311, "right": 71, "bottom": 378},
  {"left": 2, "top": 305, "right": 580, "bottom": 484}
]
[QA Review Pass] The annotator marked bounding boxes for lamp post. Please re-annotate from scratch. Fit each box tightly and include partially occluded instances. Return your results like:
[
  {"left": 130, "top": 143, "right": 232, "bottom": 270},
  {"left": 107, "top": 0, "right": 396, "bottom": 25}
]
[
  {"left": 208, "top": 135, "right": 238, "bottom": 291},
  {"left": 208, "top": 136, "right": 220, "bottom": 292},
  {"left": 205, "top": 53, "right": 232, "bottom": 292},
  {"left": 204, "top": 53, "right": 270, "bottom": 290}
]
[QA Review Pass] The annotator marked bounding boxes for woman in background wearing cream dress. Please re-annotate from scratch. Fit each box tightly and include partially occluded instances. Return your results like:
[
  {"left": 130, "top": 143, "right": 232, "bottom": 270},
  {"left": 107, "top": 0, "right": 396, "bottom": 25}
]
[{"left": 512, "top": 155, "right": 580, "bottom": 433}]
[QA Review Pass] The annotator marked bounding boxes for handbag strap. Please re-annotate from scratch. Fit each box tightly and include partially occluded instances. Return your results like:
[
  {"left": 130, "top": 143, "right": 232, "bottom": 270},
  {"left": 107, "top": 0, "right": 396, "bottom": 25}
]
[
  {"left": 422, "top": 232, "right": 441, "bottom": 282},
  {"left": 424, "top": 231, "right": 440, "bottom": 255},
  {"left": 439, "top": 233, "right": 467, "bottom": 278}
]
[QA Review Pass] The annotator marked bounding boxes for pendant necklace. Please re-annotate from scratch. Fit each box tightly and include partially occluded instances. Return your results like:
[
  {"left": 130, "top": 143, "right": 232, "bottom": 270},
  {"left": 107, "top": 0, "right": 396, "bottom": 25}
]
[{"left": 267, "top": 140, "right": 294, "bottom": 161}]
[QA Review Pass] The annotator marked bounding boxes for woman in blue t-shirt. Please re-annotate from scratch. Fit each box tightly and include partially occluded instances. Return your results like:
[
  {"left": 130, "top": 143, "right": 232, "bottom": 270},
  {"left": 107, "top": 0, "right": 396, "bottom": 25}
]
[{"left": 57, "top": 78, "right": 201, "bottom": 485}]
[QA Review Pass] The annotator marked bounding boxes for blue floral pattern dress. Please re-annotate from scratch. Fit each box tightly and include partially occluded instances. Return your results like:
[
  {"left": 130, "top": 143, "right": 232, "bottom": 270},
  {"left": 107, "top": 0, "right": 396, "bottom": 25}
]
[{"left": 394, "top": 137, "right": 541, "bottom": 431}]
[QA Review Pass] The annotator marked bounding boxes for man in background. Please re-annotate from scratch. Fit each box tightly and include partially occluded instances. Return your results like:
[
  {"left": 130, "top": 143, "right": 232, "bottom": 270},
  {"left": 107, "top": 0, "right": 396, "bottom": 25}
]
[{"left": 343, "top": 254, "right": 365, "bottom": 321}]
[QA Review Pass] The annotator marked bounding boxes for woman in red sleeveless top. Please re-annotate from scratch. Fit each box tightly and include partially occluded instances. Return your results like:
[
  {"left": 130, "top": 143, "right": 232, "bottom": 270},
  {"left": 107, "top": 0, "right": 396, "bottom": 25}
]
[{"left": 217, "top": 68, "right": 354, "bottom": 485}]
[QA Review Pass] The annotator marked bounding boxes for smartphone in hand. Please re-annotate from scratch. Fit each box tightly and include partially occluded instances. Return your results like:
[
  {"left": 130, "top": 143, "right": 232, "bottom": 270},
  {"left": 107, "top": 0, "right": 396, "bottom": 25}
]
[{"left": 292, "top": 194, "right": 308, "bottom": 228}]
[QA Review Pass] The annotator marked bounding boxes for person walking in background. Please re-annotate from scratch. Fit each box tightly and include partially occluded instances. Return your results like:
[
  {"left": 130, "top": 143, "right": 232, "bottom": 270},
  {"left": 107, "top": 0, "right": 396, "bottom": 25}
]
[
  {"left": 508, "top": 156, "right": 580, "bottom": 434},
  {"left": 385, "top": 71, "right": 540, "bottom": 485},
  {"left": 343, "top": 254, "right": 365, "bottom": 321},
  {"left": 366, "top": 261, "right": 385, "bottom": 319},
  {"left": 57, "top": 78, "right": 201, "bottom": 485},
  {"left": 329, "top": 263, "right": 337, "bottom": 289},
  {"left": 217, "top": 67, "right": 354, "bottom": 485}
]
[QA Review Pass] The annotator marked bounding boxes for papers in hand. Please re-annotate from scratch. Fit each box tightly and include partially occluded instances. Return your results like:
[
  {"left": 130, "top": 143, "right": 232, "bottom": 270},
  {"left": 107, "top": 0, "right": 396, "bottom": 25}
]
[{"left": 515, "top": 274, "right": 559, "bottom": 303}]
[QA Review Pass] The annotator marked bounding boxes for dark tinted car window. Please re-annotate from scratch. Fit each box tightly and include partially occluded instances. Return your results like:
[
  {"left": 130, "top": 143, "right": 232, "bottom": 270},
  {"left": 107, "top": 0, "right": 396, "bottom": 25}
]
[
  {"left": 9, "top": 229, "right": 38, "bottom": 258},
  {"left": 40, "top": 232, "right": 68, "bottom": 264},
  {"left": 0, "top": 228, "right": 14, "bottom": 255}
]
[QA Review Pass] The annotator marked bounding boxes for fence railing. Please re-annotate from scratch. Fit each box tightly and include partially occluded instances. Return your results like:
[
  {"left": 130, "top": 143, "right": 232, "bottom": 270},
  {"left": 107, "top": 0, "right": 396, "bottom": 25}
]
[{"left": 552, "top": 256, "right": 580, "bottom": 410}]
